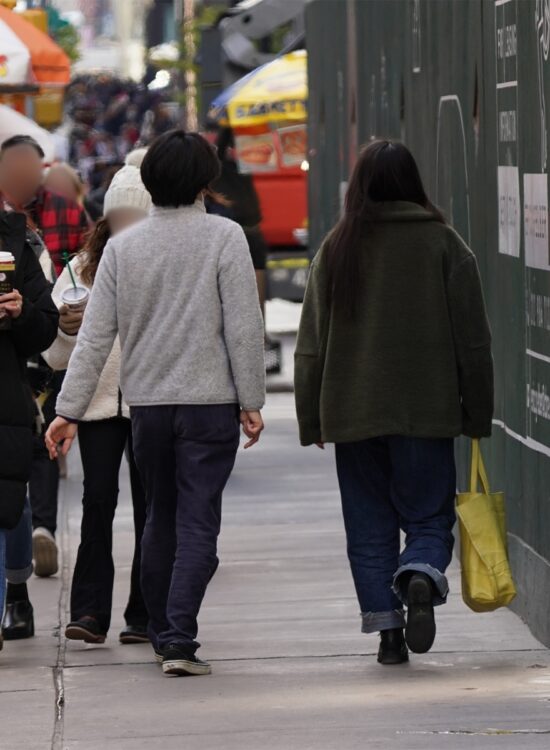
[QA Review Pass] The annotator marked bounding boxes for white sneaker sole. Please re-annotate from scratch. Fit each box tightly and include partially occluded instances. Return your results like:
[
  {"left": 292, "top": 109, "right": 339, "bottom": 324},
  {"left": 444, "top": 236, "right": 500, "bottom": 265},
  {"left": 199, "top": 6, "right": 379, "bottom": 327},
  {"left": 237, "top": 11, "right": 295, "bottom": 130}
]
[
  {"left": 33, "top": 532, "right": 59, "bottom": 577},
  {"left": 162, "top": 659, "right": 212, "bottom": 676}
]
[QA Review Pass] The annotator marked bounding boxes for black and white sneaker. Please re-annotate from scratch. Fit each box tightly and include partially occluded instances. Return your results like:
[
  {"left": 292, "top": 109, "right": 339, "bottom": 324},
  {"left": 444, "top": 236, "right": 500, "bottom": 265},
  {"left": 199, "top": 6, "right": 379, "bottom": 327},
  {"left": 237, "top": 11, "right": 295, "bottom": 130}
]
[
  {"left": 162, "top": 644, "right": 212, "bottom": 676},
  {"left": 154, "top": 648, "right": 164, "bottom": 664}
]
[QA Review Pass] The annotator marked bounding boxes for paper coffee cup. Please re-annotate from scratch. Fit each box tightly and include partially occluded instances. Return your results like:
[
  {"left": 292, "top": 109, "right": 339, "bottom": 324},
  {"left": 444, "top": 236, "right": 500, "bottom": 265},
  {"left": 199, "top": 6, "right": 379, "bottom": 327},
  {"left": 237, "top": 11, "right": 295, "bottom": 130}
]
[
  {"left": 61, "top": 285, "right": 89, "bottom": 311},
  {"left": 0, "top": 251, "right": 15, "bottom": 292},
  {"left": 0, "top": 251, "right": 16, "bottom": 331}
]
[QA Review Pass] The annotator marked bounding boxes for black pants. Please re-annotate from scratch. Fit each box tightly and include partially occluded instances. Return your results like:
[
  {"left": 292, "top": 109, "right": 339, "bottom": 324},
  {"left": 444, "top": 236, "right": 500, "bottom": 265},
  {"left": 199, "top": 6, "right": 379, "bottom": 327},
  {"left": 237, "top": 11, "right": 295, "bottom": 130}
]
[
  {"left": 131, "top": 405, "right": 240, "bottom": 653},
  {"left": 70, "top": 418, "right": 148, "bottom": 633},
  {"left": 29, "top": 390, "right": 59, "bottom": 535},
  {"left": 29, "top": 432, "right": 59, "bottom": 535}
]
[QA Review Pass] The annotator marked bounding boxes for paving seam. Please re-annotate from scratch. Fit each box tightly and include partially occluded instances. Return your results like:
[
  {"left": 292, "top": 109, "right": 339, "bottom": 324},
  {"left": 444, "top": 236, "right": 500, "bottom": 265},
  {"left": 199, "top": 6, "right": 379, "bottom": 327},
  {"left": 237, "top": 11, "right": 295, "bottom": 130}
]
[
  {"left": 61, "top": 647, "right": 550, "bottom": 670},
  {"left": 51, "top": 483, "right": 71, "bottom": 750}
]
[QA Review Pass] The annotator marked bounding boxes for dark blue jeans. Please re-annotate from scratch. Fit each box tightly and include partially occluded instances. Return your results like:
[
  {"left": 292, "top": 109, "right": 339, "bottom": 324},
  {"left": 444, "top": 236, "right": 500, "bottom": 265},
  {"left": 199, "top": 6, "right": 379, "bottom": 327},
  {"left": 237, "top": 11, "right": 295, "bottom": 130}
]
[
  {"left": 131, "top": 404, "right": 240, "bottom": 653},
  {"left": 5, "top": 495, "right": 34, "bottom": 583},
  {"left": 335, "top": 436, "right": 456, "bottom": 633},
  {"left": 1, "top": 497, "right": 33, "bottom": 617}
]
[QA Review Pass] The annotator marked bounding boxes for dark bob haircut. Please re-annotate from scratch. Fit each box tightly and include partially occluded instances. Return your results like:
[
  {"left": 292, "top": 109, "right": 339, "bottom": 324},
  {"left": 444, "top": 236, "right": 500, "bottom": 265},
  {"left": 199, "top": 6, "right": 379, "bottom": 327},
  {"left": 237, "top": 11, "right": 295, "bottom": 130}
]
[
  {"left": 0, "top": 134, "right": 45, "bottom": 159},
  {"left": 140, "top": 129, "right": 221, "bottom": 208}
]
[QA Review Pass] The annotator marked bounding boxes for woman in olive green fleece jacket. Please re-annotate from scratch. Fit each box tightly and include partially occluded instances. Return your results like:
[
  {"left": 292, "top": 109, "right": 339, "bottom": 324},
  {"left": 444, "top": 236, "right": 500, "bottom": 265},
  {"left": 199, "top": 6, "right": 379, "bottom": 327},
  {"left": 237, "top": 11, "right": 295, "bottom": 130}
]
[{"left": 295, "top": 140, "right": 493, "bottom": 666}]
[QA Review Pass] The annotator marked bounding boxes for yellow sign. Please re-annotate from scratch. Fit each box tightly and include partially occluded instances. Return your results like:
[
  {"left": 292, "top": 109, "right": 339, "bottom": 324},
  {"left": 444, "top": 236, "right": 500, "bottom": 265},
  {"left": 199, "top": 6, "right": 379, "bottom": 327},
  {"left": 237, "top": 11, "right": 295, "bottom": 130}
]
[
  {"left": 20, "top": 9, "right": 48, "bottom": 33},
  {"left": 209, "top": 51, "right": 307, "bottom": 128}
]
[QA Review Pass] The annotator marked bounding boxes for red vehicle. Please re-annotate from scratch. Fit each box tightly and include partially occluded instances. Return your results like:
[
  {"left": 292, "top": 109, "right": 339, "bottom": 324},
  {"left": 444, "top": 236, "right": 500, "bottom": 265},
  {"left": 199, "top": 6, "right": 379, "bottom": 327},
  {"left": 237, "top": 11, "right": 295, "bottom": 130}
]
[{"left": 234, "top": 123, "right": 309, "bottom": 301}]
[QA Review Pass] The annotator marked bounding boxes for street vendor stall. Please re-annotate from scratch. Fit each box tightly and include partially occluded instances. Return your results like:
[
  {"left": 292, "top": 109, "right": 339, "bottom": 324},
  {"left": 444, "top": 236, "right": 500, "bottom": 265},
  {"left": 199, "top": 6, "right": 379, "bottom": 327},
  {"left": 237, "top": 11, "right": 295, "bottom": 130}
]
[
  {"left": 208, "top": 51, "right": 308, "bottom": 252},
  {"left": 0, "top": 104, "right": 55, "bottom": 162},
  {"left": 0, "top": 5, "right": 70, "bottom": 126}
]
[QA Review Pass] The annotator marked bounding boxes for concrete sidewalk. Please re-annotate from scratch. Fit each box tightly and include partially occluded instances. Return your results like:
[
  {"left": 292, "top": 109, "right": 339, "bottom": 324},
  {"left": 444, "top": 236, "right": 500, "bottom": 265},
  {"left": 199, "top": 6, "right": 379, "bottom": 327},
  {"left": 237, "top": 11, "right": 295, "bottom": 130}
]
[
  {"left": 265, "top": 299, "right": 299, "bottom": 393},
  {"left": 1, "top": 394, "right": 549, "bottom": 749}
]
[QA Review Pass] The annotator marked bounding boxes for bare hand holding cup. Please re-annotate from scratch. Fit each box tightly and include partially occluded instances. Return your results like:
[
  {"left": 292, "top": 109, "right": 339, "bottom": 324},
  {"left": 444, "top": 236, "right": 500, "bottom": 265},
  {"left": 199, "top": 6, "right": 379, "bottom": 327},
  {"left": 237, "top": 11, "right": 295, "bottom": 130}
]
[
  {"left": 59, "top": 304, "right": 84, "bottom": 336},
  {"left": 0, "top": 289, "right": 23, "bottom": 319}
]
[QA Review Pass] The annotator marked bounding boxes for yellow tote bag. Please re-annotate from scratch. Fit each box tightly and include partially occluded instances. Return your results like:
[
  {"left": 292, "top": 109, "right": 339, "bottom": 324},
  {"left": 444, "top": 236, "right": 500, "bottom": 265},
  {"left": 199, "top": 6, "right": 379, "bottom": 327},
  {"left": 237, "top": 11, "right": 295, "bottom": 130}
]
[{"left": 456, "top": 439, "right": 517, "bottom": 612}]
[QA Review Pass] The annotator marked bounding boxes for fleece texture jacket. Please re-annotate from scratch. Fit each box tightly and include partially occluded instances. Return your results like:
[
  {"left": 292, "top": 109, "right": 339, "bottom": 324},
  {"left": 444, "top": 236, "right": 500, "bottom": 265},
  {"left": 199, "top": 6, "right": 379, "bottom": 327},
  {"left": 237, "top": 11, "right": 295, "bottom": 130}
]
[
  {"left": 295, "top": 201, "right": 494, "bottom": 445},
  {"left": 56, "top": 200, "right": 265, "bottom": 420},
  {"left": 43, "top": 257, "right": 128, "bottom": 421}
]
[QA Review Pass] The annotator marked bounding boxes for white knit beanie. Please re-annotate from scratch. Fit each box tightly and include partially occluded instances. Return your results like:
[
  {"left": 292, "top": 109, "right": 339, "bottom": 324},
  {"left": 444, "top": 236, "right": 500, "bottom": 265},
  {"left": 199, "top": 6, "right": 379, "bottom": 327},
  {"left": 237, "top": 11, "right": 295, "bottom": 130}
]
[
  {"left": 124, "top": 148, "right": 148, "bottom": 168},
  {"left": 103, "top": 165, "right": 152, "bottom": 217}
]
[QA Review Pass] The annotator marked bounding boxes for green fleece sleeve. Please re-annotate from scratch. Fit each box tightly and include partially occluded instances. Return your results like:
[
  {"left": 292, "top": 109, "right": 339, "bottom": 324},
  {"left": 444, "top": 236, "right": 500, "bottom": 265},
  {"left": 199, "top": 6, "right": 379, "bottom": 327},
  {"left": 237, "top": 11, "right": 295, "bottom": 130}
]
[
  {"left": 294, "top": 251, "right": 329, "bottom": 445},
  {"left": 447, "top": 254, "right": 494, "bottom": 437}
]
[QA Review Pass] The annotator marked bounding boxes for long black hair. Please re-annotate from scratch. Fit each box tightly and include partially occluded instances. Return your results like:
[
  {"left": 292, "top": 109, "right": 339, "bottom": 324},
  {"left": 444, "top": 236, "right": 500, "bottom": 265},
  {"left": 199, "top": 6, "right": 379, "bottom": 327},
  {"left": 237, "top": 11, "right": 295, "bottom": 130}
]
[{"left": 325, "top": 139, "right": 445, "bottom": 318}]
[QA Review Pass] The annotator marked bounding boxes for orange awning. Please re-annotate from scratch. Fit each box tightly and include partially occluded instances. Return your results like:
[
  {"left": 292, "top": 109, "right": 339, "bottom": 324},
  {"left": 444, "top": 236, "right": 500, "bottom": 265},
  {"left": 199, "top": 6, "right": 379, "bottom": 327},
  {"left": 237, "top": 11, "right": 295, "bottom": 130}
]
[{"left": 0, "top": 6, "right": 70, "bottom": 86}]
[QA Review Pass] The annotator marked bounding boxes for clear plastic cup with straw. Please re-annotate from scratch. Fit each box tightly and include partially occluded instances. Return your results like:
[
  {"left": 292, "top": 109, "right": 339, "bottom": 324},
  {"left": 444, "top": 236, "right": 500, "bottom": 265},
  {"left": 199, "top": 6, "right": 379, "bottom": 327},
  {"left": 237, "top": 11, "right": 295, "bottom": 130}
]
[{"left": 60, "top": 251, "right": 89, "bottom": 311}]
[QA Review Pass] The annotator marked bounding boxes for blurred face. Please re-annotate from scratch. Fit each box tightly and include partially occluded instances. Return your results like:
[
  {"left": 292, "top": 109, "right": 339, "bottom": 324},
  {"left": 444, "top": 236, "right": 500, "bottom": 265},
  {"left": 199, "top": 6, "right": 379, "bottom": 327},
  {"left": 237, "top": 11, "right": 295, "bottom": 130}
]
[
  {"left": 107, "top": 207, "right": 147, "bottom": 235},
  {"left": 0, "top": 144, "right": 44, "bottom": 206},
  {"left": 44, "top": 167, "right": 80, "bottom": 204}
]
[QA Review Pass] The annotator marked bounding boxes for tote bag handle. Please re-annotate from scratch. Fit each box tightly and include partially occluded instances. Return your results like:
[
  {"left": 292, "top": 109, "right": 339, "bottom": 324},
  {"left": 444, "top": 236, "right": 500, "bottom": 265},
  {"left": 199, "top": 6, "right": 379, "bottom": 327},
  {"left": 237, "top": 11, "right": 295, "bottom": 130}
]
[{"left": 470, "top": 439, "right": 491, "bottom": 495}]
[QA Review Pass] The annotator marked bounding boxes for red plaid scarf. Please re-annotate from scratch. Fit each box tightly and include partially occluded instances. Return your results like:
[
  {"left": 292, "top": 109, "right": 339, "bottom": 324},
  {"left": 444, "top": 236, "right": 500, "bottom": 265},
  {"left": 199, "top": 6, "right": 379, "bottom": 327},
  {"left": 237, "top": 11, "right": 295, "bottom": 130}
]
[{"left": 29, "top": 187, "right": 88, "bottom": 275}]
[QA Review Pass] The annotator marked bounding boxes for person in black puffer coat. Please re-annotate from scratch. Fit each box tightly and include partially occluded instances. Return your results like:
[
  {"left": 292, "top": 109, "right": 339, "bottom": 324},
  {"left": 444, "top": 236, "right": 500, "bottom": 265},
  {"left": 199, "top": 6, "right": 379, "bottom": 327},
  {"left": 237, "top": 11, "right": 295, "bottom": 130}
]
[{"left": 0, "top": 210, "right": 58, "bottom": 651}]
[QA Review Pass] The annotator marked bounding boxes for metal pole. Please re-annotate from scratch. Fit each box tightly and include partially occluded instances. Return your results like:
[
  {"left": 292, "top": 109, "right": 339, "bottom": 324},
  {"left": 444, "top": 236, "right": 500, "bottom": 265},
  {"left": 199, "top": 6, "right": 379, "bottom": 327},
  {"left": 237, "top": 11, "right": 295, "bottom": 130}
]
[{"left": 182, "top": 0, "right": 197, "bottom": 131}]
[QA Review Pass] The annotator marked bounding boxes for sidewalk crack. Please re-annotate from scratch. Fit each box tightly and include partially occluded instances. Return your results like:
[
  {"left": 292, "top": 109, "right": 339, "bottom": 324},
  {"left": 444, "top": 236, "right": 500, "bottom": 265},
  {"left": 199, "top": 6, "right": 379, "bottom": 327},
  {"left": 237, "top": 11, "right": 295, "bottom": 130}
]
[{"left": 51, "top": 488, "right": 71, "bottom": 750}]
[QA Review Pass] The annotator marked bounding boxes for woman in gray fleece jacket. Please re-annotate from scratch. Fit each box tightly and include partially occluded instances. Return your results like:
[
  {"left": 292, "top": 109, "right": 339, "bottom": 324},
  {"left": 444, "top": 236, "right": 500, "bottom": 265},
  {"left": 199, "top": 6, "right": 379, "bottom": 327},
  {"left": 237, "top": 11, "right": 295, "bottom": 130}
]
[{"left": 46, "top": 130, "right": 266, "bottom": 677}]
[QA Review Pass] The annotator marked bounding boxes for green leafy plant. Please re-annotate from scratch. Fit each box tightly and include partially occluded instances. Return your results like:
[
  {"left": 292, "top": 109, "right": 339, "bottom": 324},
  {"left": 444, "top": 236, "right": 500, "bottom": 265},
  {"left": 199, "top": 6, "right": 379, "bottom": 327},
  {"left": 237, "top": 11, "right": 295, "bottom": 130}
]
[
  {"left": 47, "top": 7, "right": 81, "bottom": 64},
  {"left": 53, "top": 23, "right": 81, "bottom": 63}
]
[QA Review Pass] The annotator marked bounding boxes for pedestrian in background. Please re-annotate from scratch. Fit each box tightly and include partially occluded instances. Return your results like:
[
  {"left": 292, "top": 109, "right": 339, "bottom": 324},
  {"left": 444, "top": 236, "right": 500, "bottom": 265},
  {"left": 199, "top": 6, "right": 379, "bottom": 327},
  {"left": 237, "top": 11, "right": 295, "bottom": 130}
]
[
  {"left": 0, "top": 209, "right": 58, "bottom": 652},
  {"left": 0, "top": 219, "right": 57, "bottom": 641},
  {"left": 43, "top": 166, "right": 152, "bottom": 646},
  {"left": 0, "top": 135, "right": 88, "bottom": 581},
  {"left": 295, "top": 140, "right": 494, "bottom": 664},
  {"left": 213, "top": 128, "right": 269, "bottom": 317},
  {"left": 44, "top": 163, "right": 86, "bottom": 207},
  {"left": 0, "top": 136, "right": 88, "bottom": 276},
  {"left": 213, "top": 128, "right": 282, "bottom": 374},
  {"left": 46, "top": 130, "right": 266, "bottom": 677}
]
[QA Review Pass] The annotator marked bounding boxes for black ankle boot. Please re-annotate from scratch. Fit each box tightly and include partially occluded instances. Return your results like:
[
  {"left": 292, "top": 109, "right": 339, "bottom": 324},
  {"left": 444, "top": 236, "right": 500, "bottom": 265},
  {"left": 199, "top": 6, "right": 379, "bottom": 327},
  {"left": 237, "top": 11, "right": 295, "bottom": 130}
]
[
  {"left": 2, "top": 600, "right": 35, "bottom": 640},
  {"left": 377, "top": 628, "right": 409, "bottom": 665},
  {"left": 405, "top": 573, "right": 436, "bottom": 654}
]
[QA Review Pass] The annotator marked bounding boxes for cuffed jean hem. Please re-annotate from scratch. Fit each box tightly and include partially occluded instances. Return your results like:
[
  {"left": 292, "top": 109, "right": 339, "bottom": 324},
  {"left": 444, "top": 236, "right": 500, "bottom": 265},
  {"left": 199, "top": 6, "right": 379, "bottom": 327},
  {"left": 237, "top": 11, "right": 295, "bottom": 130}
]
[
  {"left": 361, "top": 609, "right": 406, "bottom": 633},
  {"left": 392, "top": 563, "right": 449, "bottom": 606},
  {"left": 5, "top": 564, "right": 33, "bottom": 584}
]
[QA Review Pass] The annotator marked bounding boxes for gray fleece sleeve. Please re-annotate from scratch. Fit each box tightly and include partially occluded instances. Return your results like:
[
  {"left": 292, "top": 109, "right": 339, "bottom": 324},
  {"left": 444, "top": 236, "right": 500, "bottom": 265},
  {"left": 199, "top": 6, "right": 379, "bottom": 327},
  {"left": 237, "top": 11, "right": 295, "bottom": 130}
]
[
  {"left": 218, "top": 224, "right": 266, "bottom": 410},
  {"left": 56, "top": 240, "right": 119, "bottom": 420}
]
